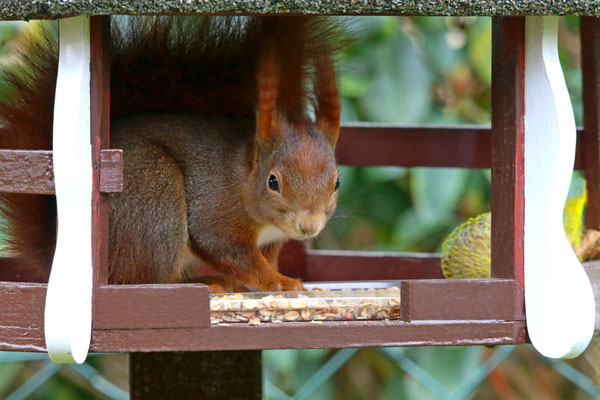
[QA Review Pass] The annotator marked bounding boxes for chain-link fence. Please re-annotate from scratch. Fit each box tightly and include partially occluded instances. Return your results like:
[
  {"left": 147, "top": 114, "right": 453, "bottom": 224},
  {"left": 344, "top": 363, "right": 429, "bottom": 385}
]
[{"left": 1, "top": 343, "right": 599, "bottom": 399}]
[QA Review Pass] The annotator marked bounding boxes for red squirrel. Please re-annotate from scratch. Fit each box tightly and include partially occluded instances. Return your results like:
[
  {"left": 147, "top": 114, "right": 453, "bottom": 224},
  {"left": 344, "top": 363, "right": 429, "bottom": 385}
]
[{"left": 0, "top": 17, "right": 342, "bottom": 292}]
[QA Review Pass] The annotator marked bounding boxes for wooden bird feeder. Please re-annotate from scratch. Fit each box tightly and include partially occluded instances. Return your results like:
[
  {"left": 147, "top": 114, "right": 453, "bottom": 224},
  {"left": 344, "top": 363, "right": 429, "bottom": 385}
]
[{"left": 0, "top": 1, "right": 599, "bottom": 398}]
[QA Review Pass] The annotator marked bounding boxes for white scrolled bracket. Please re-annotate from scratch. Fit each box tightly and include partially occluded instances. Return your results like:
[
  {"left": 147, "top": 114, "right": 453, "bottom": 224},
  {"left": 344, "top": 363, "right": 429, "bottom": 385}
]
[
  {"left": 524, "top": 16, "right": 595, "bottom": 359},
  {"left": 44, "top": 16, "right": 93, "bottom": 364}
]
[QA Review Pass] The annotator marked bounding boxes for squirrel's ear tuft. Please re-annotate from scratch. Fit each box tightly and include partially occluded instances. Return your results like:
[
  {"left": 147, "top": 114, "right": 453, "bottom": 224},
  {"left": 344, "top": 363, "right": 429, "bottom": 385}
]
[
  {"left": 314, "top": 55, "right": 340, "bottom": 147},
  {"left": 256, "top": 46, "right": 281, "bottom": 141}
]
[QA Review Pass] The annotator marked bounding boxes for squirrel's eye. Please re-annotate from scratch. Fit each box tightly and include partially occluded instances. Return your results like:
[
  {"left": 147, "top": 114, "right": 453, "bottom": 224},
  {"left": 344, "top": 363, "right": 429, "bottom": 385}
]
[
  {"left": 268, "top": 174, "right": 280, "bottom": 192},
  {"left": 334, "top": 177, "right": 340, "bottom": 191}
]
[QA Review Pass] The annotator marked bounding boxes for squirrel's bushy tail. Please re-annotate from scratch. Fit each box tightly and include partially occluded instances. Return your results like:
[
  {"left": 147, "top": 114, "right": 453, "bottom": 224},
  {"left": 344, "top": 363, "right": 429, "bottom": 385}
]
[{"left": 0, "top": 16, "right": 341, "bottom": 281}]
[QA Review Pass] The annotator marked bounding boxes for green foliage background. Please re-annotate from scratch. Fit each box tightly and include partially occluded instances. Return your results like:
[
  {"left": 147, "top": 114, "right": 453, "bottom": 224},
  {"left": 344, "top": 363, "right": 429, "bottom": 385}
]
[{"left": 0, "top": 16, "right": 598, "bottom": 399}]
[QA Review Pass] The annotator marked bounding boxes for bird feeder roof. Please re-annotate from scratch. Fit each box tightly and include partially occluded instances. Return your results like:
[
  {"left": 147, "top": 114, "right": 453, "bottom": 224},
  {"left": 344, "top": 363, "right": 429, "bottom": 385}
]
[{"left": 0, "top": 0, "right": 598, "bottom": 21}]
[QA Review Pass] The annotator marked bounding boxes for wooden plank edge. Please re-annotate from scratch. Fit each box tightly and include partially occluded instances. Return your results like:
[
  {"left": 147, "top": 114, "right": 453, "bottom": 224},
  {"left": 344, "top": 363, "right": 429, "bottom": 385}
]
[
  {"left": 337, "top": 123, "right": 584, "bottom": 169},
  {"left": 204, "top": 249, "right": 443, "bottom": 281},
  {"left": 0, "top": 126, "right": 587, "bottom": 196},
  {"left": 581, "top": 17, "right": 600, "bottom": 229},
  {"left": 302, "top": 250, "right": 443, "bottom": 281},
  {"left": 0, "top": 319, "right": 527, "bottom": 353},
  {"left": 94, "top": 284, "right": 210, "bottom": 329},
  {"left": 401, "top": 278, "right": 521, "bottom": 322},
  {"left": 0, "top": 282, "right": 210, "bottom": 330},
  {"left": 0, "top": 149, "right": 122, "bottom": 194},
  {"left": 90, "top": 320, "right": 528, "bottom": 352}
]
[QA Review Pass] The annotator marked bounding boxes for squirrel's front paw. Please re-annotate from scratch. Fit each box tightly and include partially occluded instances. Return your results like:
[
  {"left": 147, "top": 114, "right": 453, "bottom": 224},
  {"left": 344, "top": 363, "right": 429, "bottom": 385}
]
[{"left": 274, "top": 276, "right": 305, "bottom": 292}]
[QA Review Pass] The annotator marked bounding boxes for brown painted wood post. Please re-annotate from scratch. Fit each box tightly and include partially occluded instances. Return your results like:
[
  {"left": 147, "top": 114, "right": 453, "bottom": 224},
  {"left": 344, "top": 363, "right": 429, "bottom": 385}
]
[
  {"left": 90, "top": 15, "right": 111, "bottom": 288},
  {"left": 130, "top": 351, "right": 262, "bottom": 400},
  {"left": 491, "top": 17, "right": 526, "bottom": 320},
  {"left": 581, "top": 17, "right": 600, "bottom": 230}
]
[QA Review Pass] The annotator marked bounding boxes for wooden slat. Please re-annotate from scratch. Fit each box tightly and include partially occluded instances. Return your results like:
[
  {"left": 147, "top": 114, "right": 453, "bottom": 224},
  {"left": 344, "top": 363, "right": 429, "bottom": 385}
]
[
  {"left": 0, "top": 282, "right": 45, "bottom": 329},
  {"left": 0, "top": 326, "right": 46, "bottom": 353},
  {"left": 0, "top": 282, "right": 211, "bottom": 330},
  {"left": 0, "top": 149, "right": 122, "bottom": 194},
  {"left": 337, "top": 124, "right": 491, "bottom": 168},
  {"left": 302, "top": 250, "right": 443, "bottom": 281},
  {"left": 582, "top": 17, "right": 600, "bottom": 230},
  {"left": 401, "top": 279, "right": 520, "bottom": 321},
  {"left": 490, "top": 18, "right": 525, "bottom": 294},
  {"left": 277, "top": 240, "right": 308, "bottom": 280},
  {"left": 92, "top": 320, "right": 527, "bottom": 352},
  {"left": 94, "top": 284, "right": 210, "bottom": 329},
  {"left": 0, "top": 278, "right": 523, "bottom": 353},
  {"left": 0, "top": 125, "right": 588, "bottom": 195},
  {"left": 209, "top": 248, "right": 443, "bottom": 282},
  {"left": 90, "top": 16, "right": 112, "bottom": 291},
  {"left": 99, "top": 149, "right": 122, "bottom": 193},
  {"left": 337, "top": 124, "right": 585, "bottom": 169},
  {"left": 0, "top": 150, "right": 54, "bottom": 194},
  {"left": 0, "top": 319, "right": 527, "bottom": 353}
]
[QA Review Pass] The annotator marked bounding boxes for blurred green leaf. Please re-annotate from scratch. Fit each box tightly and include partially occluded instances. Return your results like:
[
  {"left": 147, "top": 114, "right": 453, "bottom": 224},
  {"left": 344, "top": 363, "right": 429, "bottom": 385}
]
[
  {"left": 467, "top": 18, "right": 492, "bottom": 87},
  {"left": 411, "top": 168, "right": 469, "bottom": 222},
  {"left": 361, "top": 26, "right": 433, "bottom": 123}
]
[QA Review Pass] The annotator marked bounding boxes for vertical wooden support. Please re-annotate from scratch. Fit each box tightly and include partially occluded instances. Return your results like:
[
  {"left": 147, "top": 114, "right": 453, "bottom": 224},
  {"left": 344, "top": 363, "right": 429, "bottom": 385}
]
[
  {"left": 491, "top": 17, "right": 526, "bottom": 291},
  {"left": 582, "top": 17, "right": 600, "bottom": 230},
  {"left": 130, "top": 351, "right": 263, "bottom": 400},
  {"left": 90, "top": 16, "right": 111, "bottom": 287}
]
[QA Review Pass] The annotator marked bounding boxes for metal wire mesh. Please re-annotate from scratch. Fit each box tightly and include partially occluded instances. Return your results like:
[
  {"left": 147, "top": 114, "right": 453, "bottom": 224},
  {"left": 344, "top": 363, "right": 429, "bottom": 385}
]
[{"left": 1, "top": 344, "right": 599, "bottom": 399}]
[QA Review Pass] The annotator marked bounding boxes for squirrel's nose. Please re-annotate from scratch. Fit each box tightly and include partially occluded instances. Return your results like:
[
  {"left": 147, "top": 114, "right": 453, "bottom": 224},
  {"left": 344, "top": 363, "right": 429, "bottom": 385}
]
[{"left": 295, "top": 210, "right": 323, "bottom": 237}]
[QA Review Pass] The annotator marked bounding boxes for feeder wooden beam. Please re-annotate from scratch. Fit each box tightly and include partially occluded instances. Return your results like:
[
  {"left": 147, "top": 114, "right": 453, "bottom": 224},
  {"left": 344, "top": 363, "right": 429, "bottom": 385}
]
[
  {"left": 582, "top": 17, "right": 600, "bottom": 230},
  {"left": 0, "top": 278, "right": 525, "bottom": 353},
  {"left": 0, "top": 124, "right": 590, "bottom": 197},
  {"left": 0, "top": 149, "right": 122, "bottom": 194}
]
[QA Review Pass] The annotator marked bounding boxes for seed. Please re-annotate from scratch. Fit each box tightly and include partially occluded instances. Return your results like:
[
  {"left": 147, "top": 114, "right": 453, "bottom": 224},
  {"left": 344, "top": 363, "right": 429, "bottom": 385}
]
[
  {"left": 210, "top": 287, "right": 402, "bottom": 324},
  {"left": 359, "top": 301, "right": 378, "bottom": 308},
  {"left": 290, "top": 299, "right": 307, "bottom": 309},
  {"left": 272, "top": 313, "right": 283, "bottom": 321},
  {"left": 275, "top": 300, "right": 290, "bottom": 309},
  {"left": 248, "top": 317, "right": 261, "bottom": 326},
  {"left": 283, "top": 311, "right": 300, "bottom": 320},
  {"left": 301, "top": 309, "right": 311, "bottom": 320},
  {"left": 242, "top": 300, "right": 259, "bottom": 309}
]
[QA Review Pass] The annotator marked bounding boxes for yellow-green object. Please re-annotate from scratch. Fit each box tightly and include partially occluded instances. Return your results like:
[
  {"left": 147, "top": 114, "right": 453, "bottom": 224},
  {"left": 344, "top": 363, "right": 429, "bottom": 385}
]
[
  {"left": 442, "top": 184, "right": 588, "bottom": 278},
  {"left": 441, "top": 212, "right": 491, "bottom": 279},
  {"left": 564, "top": 185, "right": 587, "bottom": 251}
]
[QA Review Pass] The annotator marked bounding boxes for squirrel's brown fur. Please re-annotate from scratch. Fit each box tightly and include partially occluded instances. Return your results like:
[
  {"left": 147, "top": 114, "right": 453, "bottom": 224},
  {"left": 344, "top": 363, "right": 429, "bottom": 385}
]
[{"left": 0, "top": 17, "right": 342, "bottom": 290}]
